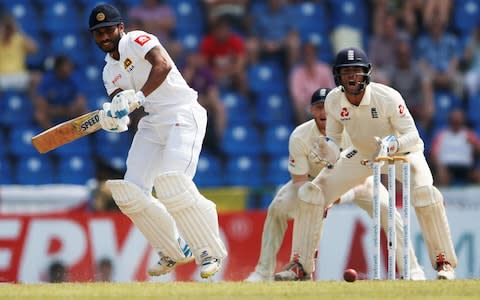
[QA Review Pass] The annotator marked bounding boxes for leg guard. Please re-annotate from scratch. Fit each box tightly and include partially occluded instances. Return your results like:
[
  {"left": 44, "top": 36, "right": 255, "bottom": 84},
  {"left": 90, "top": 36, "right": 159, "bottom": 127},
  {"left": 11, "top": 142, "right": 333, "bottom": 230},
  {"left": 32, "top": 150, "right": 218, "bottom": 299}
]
[
  {"left": 154, "top": 172, "right": 227, "bottom": 264},
  {"left": 353, "top": 178, "right": 423, "bottom": 277},
  {"left": 413, "top": 185, "right": 457, "bottom": 268},
  {"left": 291, "top": 182, "right": 325, "bottom": 274},
  {"left": 255, "top": 184, "right": 295, "bottom": 277},
  {"left": 106, "top": 180, "right": 186, "bottom": 260}
]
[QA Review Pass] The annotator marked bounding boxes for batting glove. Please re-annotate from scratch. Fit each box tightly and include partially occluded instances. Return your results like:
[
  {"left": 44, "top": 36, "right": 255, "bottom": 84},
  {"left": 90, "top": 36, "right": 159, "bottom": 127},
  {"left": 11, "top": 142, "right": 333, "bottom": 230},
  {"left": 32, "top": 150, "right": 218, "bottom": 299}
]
[
  {"left": 99, "top": 102, "right": 129, "bottom": 133},
  {"left": 111, "top": 89, "right": 146, "bottom": 119},
  {"left": 381, "top": 135, "right": 399, "bottom": 155}
]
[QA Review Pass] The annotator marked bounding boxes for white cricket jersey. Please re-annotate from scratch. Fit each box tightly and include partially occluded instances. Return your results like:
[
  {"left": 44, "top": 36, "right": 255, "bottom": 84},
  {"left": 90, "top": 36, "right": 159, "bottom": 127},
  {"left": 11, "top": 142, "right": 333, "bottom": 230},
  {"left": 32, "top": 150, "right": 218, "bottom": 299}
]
[
  {"left": 325, "top": 83, "right": 423, "bottom": 156},
  {"left": 288, "top": 119, "right": 326, "bottom": 178},
  {"left": 102, "top": 30, "right": 197, "bottom": 114}
]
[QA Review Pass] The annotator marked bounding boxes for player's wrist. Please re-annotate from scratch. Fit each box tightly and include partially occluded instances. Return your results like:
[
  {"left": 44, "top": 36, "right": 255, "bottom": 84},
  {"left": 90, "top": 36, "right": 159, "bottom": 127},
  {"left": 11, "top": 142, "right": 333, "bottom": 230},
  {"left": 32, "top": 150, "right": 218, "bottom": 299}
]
[{"left": 135, "top": 91, "right": 146, "bottom": 104}]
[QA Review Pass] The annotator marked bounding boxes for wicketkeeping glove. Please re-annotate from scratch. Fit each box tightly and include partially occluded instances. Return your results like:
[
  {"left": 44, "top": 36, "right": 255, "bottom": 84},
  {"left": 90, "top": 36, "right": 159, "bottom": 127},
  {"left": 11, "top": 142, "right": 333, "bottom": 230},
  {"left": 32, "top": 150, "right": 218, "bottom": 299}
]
[
  {"left": 381, "top": 135, "right": 399, "bottom": 155},
  {"left": 99, "top": 102, "right": 129, "bottom": 133}
]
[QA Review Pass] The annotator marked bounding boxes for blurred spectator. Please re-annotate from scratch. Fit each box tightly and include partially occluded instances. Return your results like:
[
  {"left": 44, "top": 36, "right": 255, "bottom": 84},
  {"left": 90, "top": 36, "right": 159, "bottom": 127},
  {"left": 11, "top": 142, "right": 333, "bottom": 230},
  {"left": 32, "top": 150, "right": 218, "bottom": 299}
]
[
  {"left": 200, "top": 16, "right": 248, "bottom": 95},
  {"left": 0, "top": 13, "right": 40, "bottom": 94},
  {"left": 246, "top": 0, "right": 299, "bottom": 69},
  {"left": 33, "top": 55, "right": 88, "bottom": 129},
  {"left": 127, "top": 0, "right": 181, "bottom": 61},
  {"left": 416, "top": 16, "right": 464, "bottom": 99},
  {"left": 203, "top": 0, "right": 249, "bottom": 33},
  {"left": 289, "top": 42, "right": 335, "bottom": 124},
  {"left": 430, "top": 109, "right": 480, "bottom": 186},
  {"left": 95, "top": 257, "right": 113, "bottom": 282},
  {"left": 92, "top": 181, "right": 119, "bottom": 212},
  {"left": 48, "top": 261, "right": 67, "bottom": 283},
  {"left": 422, "top": 0, "right": 451, "bottom": 29},
  {"left": 463, "top": 26, "right": 480, "bottom": 98},
  {"left": 383, "top": 34, "right": 434, "bottom": 130},
  {"left": 398, "top": 0, "right": 424, "bottom": 38},
  {"left": 182, "top": 52, "right": 227, "bottom": 158},
  {"left": 369, "top": 11, "right": 402, "bottom": 77}
]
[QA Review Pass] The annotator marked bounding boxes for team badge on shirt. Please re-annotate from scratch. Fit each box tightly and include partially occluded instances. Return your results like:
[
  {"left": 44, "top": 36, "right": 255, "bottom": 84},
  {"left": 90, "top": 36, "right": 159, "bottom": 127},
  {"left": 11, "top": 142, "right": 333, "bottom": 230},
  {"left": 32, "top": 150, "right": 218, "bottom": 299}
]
[
  {"left": 371, "top": 107, "right": 378, "bottom": 118},
  {"left": 398, "top": 104, "right": 406, "bottom": 117},
  {"left": 134, "top": 35, "right": 151, "bottom": 46},
  {"left": 340, "top": 107, "right": 350, "bottom": 120},
  {"left": 124, "top": 58, "right": 135, "bottom": 72},
  {"left": 289, "top": 155, "right": 296, "bottom": 167}
]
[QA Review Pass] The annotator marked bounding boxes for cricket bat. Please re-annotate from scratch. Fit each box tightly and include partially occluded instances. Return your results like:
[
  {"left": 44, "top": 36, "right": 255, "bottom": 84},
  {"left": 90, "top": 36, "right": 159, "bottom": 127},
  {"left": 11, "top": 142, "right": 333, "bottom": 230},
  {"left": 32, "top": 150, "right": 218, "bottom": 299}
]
[{"left": 31, "top": 100, "right": 142, "bottom": 154}]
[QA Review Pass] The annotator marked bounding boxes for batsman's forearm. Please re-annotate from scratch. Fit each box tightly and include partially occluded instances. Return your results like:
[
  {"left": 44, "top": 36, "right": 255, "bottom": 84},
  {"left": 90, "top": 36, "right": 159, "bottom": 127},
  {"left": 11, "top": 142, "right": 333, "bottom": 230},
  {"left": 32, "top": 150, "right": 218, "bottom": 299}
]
[{"left": 397, "top": 131, "right": 420, "bottom": 153}]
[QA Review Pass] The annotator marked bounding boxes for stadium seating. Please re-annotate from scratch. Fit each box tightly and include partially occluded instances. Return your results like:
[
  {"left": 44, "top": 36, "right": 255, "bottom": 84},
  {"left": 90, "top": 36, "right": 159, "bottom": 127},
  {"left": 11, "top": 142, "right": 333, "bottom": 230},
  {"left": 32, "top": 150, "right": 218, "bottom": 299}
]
[
  {"left": 263, "top": 124, "right": 293, "bottom": 156},
  {"left": 57, "top": 155, "right": 95, "bottom": 184},
  {"left": 49, "top": 32, "right": 88, "bottom": 66},
  {"left": 1, "top": 0, "right": 39, "bottom": 35},
  {"left": 255, "top": 92, "right": 294, "bottom": 126},
  {"left": 453, "top": 0, "right": 480, "bottom": 37},
  {"left": 193, "top": 154, "right": 224, "bottom": 187},
  {"left": 433, "top": 90, "right": 463, "bottom": 127},
  {"left": 265, "top": 155, "right": 290, "bottom": 186},
  {"left": 14, "top": 155, "right": 55, "bottom": 185},
  {"left": 467, "top": 92, "right": 480, "bottom": 126},
  {"left": 0, "top": 131, "right": 6, "bottom": 156},
  {"left": 51, "top": 135, "right": 93, "bottom": 157},
  {"left": 9, "top": 126, "right": 41, "bottom": 156},
  {"left": 221, "top": 124, "right": 262, "bottom": 155},
  {"left": 221, "top": 91, "right": 251, "bottom": 124},
  {"left": 225, "top": 155, "right": 263, "bottom": 187},
  {"left": 0, "top": 156, "right": 12, "bottom": 184},
  {"left": 0, "top": 90, "right": 34, "bottom": 128},
  {"left": 41, "top": 0, "right": 82, "bottom": 34},
  {"left": 247, "top": 61, "right": 286, "bottom": 94}
]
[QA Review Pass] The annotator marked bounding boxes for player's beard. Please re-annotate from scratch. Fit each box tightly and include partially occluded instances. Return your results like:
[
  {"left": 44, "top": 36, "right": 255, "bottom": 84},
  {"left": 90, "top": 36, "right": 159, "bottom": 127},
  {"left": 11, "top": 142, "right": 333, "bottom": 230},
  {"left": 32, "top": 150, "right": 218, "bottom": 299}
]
[{"left": 97, "top": 34, "right": 122, "bottom": 54}]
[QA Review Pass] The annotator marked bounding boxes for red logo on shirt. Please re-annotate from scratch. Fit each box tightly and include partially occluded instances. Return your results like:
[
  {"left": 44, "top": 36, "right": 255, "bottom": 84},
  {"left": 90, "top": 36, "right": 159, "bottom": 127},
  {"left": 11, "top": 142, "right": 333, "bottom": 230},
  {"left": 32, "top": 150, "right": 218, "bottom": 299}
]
[
  {"left": 134, "top": 35, "right": 151, "bottom": 46},
  {"left": 340, "top": 107, "right": 349, "bottom": 117},
  {"left": 398, "top": 104, "right": 405, "bottom": 116}
]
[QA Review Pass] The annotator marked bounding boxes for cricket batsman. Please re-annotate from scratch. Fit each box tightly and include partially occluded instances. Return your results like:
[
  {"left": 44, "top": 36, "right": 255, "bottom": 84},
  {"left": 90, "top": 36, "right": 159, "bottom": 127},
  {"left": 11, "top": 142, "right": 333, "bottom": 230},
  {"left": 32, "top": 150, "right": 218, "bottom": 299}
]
[
  {"left": 289, "top": 47, "right": 457, "bottom": 280},
  {"left": 245, "top": 88, "right": 425, "bottom": 281}
]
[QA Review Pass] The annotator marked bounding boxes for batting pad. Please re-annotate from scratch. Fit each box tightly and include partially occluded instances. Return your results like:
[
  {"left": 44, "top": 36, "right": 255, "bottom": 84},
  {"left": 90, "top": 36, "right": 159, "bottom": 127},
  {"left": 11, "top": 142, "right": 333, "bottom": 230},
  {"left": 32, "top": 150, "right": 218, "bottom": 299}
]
[
  {"left": 154, "top": 172, "right": 227, "bottom": 263},
  {"left": 106, "top": 180, "right": 186, "bottom": 259},
  {"left": 291, "top": 199, "right": 325, "bottom": 274},
  {"left": 353, "top": 183, "right": 422, "bottom": 276},
  {"left": 414, "top": 186, "right": 457, "bottom": 268}
]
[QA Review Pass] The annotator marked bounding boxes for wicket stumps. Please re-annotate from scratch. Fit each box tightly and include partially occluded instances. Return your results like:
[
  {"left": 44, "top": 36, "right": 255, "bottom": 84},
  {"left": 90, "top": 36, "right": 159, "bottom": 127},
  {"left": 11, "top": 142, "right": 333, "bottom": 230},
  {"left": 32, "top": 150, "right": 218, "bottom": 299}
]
[{"left": 372, "top": 156, "right": 411, "bottom": 280}]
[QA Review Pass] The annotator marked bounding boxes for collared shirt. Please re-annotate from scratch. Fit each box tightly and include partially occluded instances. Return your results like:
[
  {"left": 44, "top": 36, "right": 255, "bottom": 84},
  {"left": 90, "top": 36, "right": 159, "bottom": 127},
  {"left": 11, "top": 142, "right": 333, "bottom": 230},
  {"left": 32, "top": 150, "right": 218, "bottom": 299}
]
[
  {"left": 325, "top": 83, "right": 423, "bottom": 155},
  {"left": 102, "top": 30, "right": 197, "bottom": 114},
  {"left": 288, "top": 119, "right": 326, "bottom": 178}
]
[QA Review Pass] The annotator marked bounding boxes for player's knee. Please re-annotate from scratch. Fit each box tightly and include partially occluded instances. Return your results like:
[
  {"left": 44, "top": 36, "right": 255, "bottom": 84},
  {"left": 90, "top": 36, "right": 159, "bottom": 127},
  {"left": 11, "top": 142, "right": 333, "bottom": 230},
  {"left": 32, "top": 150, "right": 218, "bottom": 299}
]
[
  {"left": 412, "top": 185, "right": 443, "bottom": 207},
  {"left": 353, "top": 176, "right": 374, "bottom": 200},
  {"left": 154, "top": 172, "right": 199, "bottom": 210},
  {"left": 267, "top": 197, "right": 287, "bottom": 217},
  {"left": 298, "top": 182, "right": 324, "bottom": 206},
  {"left": 106, "top": 179, "right": 151, "bottom": 214}
]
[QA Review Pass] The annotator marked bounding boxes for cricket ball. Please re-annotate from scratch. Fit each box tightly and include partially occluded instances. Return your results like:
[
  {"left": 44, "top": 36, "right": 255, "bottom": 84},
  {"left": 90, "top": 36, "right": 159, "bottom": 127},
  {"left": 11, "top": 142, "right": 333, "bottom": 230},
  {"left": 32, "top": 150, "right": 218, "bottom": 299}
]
[{"left": 343, "top": 268, "right": 357, "bottom": 282}]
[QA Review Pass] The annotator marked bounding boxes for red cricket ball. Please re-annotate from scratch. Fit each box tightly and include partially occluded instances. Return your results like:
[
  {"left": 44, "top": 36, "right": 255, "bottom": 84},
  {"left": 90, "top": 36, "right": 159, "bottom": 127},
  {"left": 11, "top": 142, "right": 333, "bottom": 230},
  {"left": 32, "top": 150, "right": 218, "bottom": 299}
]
[{"left": 343, "top": 268, "right": 358, "bottom": 282}]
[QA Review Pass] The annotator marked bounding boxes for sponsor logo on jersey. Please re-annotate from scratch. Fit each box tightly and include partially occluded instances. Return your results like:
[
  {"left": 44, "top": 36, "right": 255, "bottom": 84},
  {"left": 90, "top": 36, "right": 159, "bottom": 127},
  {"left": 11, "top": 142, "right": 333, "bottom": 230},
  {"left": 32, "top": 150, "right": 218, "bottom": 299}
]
[
  {"left": 124, "top": 58, "right": 135, "bottom": 72},
  {"left": 289, "top": 155, "right": 295, "bottom": 167},
  {"left": 398, "top": 104, "right": 406, "bottom": 116},
  {"left": 371, "top": 107, "right": 378, "bottom": 118},
  {"left": 112, "top": 74, "right": 121, "bottom": 84},
  {"left": 134, "top": 35, "right": 151, "bottom": 46},
  {"left": 340, "top": 107, "right": 350, "bottom": 120},
  {"left": 345, "top": 149, "right": 357, "bottom": 159}
]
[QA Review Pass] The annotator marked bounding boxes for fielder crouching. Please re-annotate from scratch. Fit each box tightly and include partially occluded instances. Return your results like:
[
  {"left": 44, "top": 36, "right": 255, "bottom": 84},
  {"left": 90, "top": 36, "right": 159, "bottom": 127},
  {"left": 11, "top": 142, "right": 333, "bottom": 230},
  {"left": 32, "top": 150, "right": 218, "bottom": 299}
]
[
  {"left": 88, "top": 4, "right": 227, "bottom": 279},
  {"left": 245, "top": 88, "right": 426, "bottom": 282}
]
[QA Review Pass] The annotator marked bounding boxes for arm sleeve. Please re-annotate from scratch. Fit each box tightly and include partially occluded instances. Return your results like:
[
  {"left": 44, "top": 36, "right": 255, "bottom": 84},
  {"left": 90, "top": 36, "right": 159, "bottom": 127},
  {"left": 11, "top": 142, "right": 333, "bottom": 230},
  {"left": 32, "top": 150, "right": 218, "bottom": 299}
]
[
  {"left": 389, "top": 92, "right": 421, "bottom": 152},
  {"left": 129, "top": 31, "right": 161, "bottom": 59},
  {"left": 325, "top": 100, "right": 344, "bottom": 147},
  {"left": 288, "top": 135, "right": 309, "bottom": 176}
]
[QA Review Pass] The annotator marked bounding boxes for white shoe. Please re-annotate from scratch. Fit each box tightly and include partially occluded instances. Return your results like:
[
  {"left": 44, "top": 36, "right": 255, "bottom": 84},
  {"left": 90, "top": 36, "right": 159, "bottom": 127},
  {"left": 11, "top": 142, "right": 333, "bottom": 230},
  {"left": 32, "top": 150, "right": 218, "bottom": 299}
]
[
  {"left": 148, "top": 238, "right": 194, "bottom": 276},
  {"left": 410, "top": 267, "right": 426, "bottom": 280},
  {"left": 200, "top": 257, "right": 221, "bottom": 279},
  {"left": 244, "top": 271, "right": 273, "bottom": 282},
  {"left": 436, "top": 253, "right": 455, "bottom": 280},
  {"left": 274, "top": 259, "right": 312, "bottom": 281}
]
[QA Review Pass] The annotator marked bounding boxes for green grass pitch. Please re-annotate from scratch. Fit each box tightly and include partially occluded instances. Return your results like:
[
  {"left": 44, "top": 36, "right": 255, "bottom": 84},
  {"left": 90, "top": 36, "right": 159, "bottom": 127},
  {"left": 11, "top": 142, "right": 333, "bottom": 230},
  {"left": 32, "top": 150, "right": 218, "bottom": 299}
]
[{"left": 2, "top": 280, "right": 480, "bottom": 300}]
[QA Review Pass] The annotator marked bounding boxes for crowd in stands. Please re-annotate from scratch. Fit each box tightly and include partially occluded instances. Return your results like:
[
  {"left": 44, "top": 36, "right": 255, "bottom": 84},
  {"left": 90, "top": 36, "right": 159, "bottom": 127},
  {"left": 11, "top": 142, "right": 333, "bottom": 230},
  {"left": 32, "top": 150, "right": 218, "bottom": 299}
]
[{"left": 2, "top": 0, "right": 480, "bottom": 210}]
